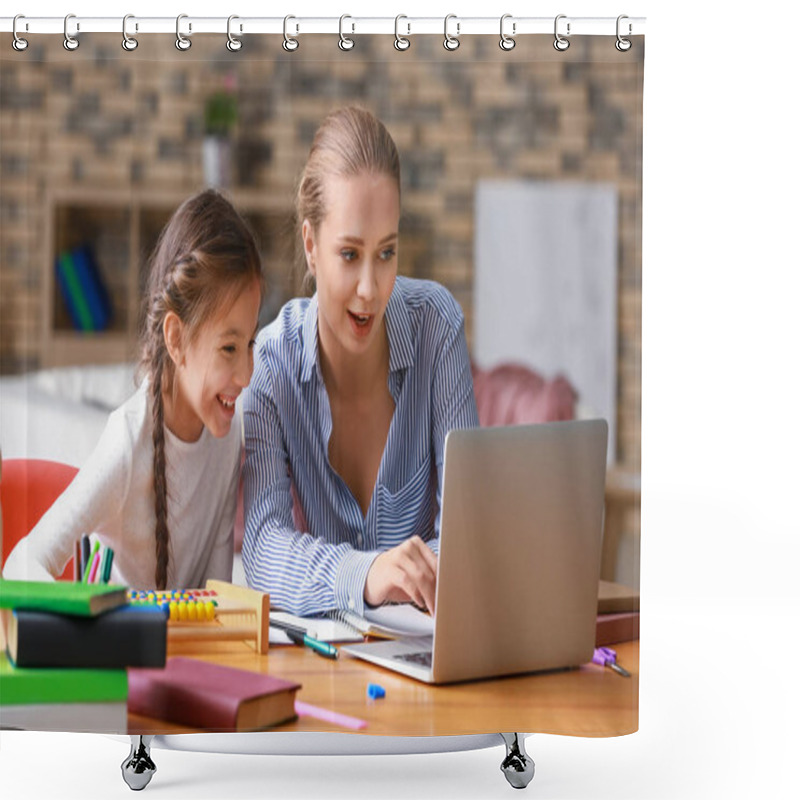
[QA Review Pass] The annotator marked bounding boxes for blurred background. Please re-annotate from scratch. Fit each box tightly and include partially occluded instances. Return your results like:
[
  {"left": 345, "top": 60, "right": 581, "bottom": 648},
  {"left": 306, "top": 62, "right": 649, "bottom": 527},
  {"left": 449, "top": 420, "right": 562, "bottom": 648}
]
[{"left": 0, "top": 32, "right": 642, "bottom": 587}]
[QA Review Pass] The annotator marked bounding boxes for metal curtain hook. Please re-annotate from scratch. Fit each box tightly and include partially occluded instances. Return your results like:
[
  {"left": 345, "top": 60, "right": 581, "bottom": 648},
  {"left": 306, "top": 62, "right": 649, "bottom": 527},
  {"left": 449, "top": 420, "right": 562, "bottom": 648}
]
[
  {"left": 227, "top": 15, "right": 242, "bottom": 51},
  {"left": 443, "top": 14, "right": 460, "bottom": 51},
  {"left": 12, "top": 14, "right": 29, "bottom": 51},
  {"left": 176, "top": 14, "right": 191, "bottom": 51},
  {"left": 616, "top": 14, "right": 632, "bottom": 52},
  {"left": 394, "top": 15, "right": 410, "bottom": 51},
  {"left": 122, "top": 14, "right": 138, "bottom": 51},
  {"left": 338, "top": 15, "right": 354, "bottom": 50},
  {"left": 499, "top": 14, "right": 516, "bottom": 51},
  {"left": 553, "top": 14, "right": 570, "bottom": 52},
  {"left": 283, "top": 15, "right": 299, "bottom": 51},
  {"left": 63, "top": 13, "right": 79, "bottom": 51}
]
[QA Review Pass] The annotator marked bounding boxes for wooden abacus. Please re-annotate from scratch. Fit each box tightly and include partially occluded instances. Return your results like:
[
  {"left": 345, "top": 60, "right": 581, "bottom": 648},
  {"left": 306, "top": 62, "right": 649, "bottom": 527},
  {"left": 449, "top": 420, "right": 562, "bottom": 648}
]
[{"left": 128, "top": 580, "right": 270, "bottom": 654}]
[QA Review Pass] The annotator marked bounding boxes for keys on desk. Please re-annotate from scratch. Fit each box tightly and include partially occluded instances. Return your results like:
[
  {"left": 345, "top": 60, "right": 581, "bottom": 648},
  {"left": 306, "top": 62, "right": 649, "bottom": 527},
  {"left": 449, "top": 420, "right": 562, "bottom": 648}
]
[{"left": 592, "top": 647, "right": 631, "bottom": 677}]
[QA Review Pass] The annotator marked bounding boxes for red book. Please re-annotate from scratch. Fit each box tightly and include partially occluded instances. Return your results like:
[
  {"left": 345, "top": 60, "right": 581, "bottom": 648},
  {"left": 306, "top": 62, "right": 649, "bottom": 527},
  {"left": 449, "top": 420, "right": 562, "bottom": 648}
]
[{"left": 128, "top": 657, "right": 301, "bottom": 731}]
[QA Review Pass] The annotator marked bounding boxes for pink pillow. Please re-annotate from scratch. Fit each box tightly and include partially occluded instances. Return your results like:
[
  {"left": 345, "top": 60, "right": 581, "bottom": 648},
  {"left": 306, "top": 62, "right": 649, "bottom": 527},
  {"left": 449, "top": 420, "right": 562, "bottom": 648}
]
[{"left": 471, "top": 362, "right": 576, "bottom": 427}]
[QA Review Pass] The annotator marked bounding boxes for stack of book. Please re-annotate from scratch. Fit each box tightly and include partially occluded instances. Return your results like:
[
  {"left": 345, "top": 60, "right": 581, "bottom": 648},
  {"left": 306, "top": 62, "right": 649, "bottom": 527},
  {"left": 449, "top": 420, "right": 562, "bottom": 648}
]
[{"left": 0, "top": 579, "right": 167, "bottom": 733}]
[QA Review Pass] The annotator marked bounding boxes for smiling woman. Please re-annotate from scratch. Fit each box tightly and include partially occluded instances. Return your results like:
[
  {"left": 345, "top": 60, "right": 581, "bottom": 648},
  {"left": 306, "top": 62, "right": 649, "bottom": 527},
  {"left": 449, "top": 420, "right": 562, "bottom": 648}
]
[{"left": 242, "top": 107, "right": 479, "bottom": 618}]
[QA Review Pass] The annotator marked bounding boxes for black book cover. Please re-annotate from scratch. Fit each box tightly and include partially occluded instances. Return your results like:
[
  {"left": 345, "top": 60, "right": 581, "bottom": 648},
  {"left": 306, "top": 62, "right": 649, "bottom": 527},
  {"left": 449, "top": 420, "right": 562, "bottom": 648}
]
[{"left": 4, "top": 605, "right": 167, "bottom": 669}]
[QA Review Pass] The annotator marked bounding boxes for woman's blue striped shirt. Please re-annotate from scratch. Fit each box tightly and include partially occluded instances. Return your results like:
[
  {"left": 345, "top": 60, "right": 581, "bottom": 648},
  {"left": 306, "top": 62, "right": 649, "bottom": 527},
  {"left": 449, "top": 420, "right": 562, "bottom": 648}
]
[{"left": 242, "top": 276, "right": 479, "bottom": 616}]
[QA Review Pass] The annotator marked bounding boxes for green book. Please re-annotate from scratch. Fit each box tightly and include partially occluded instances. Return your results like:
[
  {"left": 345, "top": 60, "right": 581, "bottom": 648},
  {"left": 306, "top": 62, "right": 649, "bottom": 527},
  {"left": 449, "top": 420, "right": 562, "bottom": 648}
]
[
  {"left": 0, "top": 652, "right": 128, "bottom": 705},
  {"left": 0, "top": 578, "right": 127, "bottom": 617}
]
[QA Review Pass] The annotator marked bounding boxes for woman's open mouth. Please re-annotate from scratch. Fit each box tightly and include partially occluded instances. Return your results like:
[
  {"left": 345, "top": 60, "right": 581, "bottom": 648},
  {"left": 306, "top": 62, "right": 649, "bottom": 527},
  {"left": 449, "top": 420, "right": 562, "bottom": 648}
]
[{"left": 347, "top": 310, "right": 374, "bottom": 337}]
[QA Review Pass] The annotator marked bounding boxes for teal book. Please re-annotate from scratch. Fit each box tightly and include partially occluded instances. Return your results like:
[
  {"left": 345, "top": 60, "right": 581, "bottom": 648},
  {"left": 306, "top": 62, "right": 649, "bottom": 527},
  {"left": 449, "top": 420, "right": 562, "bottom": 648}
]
[
  {"left": 0, "top": 578, "right": 128, "bottom": 617},
  {"left": 72, "top": 246, "right": 112, "bottom": 331},
  {"left": 55, "top": 251, "right": 94, "bottom": 331},
  {"left": 0, "top": 652, "right": 128, "bottom": 705}
]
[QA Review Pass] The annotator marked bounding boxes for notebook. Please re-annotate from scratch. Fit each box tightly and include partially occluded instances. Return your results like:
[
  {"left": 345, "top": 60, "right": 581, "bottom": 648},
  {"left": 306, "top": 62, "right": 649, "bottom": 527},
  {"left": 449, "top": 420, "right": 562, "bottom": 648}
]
[
  {"left": 269, "top": 603, "right": 434, "bottom": 644},
  {"left": 341, "top": 419, "right": 608, "bottom": 684}
]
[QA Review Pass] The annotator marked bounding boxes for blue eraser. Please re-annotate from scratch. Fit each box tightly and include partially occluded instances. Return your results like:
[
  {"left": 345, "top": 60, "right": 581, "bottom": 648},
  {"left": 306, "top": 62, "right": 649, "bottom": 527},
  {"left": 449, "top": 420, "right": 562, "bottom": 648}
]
[{"left": 367, "top": 683, "right": 386, "bottom": 700}]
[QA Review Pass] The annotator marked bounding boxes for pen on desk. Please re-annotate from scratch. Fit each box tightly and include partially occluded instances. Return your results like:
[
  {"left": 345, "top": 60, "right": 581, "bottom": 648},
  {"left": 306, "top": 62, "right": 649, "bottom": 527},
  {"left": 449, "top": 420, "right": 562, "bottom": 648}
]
[
  {"left": 269, "top": 616, "right": 314, "bottom": 639},
  {"left": 285, "top": 629, "right": 339, "bottom": 660}
]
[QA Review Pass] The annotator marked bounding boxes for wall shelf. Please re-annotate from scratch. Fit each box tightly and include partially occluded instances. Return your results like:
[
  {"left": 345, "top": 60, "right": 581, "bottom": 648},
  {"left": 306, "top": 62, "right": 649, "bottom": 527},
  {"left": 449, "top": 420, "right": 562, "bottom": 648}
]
[{"left": 42, "top": 187, "right": 296, "bottom": 368}]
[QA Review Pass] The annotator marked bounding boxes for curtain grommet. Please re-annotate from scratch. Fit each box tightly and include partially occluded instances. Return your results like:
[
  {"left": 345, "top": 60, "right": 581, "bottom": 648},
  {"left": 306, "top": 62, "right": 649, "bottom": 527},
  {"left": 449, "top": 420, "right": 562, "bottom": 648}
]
[
  {"left": 338, "top": 14, "right": 355, "bottom": 51},
  {"left": 499, "top": 14, "right": 516, "bottom": 51},
  {"left": 443, "top": 14, "right": 460, "bottom": 51},
  {"left": 394, "top": 15, "right": 410, "bottom": 51},
  {"left": 554, "top": 14, "right": 570, "bottom": 52},
  {"left": 226, "top": 15, "right": 242, "bottom": 52},
  {"left": 63, "top": 13, "right": 79, "bottom": 51},
  {"left": 122, "top": 14, "right": 138, "bottom": 51},
  {"left": 615, "top": 15, "right": 632, "bottom": 52},
  {"left": 12, "top": 15, "right": 29, "bottom": 51},
  {"left": 283, "top": 15, "right": 299, "bottom": 51},
  {"left": 175, "top": 14, "right": 192, "bottom": 51}
]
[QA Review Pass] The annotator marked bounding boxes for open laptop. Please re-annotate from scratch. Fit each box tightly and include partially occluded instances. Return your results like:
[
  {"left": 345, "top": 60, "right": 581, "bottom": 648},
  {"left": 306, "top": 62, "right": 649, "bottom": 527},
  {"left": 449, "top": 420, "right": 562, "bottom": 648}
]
[{"left": 341, "top": 419, "right": 608, "bottom": 684}]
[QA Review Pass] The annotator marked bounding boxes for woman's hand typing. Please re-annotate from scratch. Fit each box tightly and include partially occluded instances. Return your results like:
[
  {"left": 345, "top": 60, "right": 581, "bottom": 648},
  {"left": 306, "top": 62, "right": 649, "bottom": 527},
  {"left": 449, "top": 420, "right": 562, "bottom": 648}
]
[{"left": 364, "top": 535, "right": 438, "bottom": 613}]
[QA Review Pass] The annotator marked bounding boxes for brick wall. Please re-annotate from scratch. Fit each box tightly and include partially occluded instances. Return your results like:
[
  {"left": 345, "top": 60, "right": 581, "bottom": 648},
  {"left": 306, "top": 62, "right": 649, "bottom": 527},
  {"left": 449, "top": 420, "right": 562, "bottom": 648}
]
[{"left": 0, "top": 33, "right": 642, "bottom": 470}]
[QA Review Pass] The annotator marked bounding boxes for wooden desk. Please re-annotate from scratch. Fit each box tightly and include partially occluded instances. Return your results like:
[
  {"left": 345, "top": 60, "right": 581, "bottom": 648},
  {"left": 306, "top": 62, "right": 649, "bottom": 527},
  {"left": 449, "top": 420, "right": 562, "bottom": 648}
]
[{"left": 129, "top": 638, "right": 638, "bottom": 738}]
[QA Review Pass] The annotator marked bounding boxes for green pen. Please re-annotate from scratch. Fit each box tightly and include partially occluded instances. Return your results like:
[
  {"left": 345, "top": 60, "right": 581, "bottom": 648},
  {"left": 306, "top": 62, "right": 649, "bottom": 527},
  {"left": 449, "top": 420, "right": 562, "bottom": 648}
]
[
  {"left": 102, "top": 548, "right": 115, "bottom": 583},
  {"left": 285, "top": 628, "right": 339, "bottom": 660},
  {"left": 82, "top": 540, "right": 101, "bottom": 583}
]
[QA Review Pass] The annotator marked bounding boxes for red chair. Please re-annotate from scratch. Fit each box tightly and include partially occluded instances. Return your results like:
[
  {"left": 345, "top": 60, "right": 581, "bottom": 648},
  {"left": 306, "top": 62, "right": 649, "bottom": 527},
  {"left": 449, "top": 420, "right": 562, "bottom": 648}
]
[{"left": 1, "top": 459, "right": 79, "bottom": 580}]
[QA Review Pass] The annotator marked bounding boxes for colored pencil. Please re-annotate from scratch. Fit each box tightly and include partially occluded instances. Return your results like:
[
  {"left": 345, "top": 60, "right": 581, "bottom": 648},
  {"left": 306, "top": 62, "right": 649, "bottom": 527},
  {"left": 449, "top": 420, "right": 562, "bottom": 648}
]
[
  {"left": 87, "top": 551, "right": 102, "bottom": 584},
  {"left": 102, "top": 549, "right": 115, "bottom": 583},
  {"left": 74, "top": 540, "right": 82, "bottom": 582},
  {"left": 83, "top": 541, "right": 100, "bottom": 583}
]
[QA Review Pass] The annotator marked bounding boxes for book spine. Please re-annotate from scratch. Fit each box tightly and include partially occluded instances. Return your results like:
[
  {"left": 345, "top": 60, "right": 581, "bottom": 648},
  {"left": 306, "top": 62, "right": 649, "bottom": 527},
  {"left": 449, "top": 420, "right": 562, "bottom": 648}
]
[
  {"left": 56, "top": 252, "right": 94, "bottom": 331},
  {"left": 0, "top": 578, "right": 127, "bottom": 616},
  {"left": 73, "top": 246, "right": 112, "bottom": 331},
  {"left": 0, "top": 655, "right": 128, "bottom": 705},
  {"left": 11, "top": 608, "right": 167, "bottom": 669},
  {"left": 54, "top": 254, "right": 85, "bottom": 331}
]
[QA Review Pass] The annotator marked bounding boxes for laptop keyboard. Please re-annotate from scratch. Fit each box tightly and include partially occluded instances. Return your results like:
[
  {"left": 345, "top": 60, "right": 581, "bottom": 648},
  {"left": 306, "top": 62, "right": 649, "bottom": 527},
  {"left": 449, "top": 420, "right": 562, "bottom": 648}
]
[{"left": 393, "top": 651, "right": 432, "bottom": 667}]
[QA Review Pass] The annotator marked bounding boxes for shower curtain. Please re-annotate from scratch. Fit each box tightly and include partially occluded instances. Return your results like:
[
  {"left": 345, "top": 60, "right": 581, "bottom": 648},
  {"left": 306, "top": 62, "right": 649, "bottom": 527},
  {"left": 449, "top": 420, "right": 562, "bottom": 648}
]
[{"left": 0, "top": 20, "right": 643, "bottom": 750}]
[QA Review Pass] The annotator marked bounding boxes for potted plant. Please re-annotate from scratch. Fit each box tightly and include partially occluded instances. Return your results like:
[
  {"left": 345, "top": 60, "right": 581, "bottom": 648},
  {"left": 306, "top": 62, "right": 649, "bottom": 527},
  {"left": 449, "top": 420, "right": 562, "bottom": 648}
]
[{"left": 203, "top": 74, "right": 237, "bottom": 188}]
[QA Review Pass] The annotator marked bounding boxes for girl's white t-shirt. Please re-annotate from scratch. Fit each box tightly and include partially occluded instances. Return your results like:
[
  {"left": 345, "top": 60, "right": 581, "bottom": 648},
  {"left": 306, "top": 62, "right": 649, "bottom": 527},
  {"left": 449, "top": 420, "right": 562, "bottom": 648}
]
[{"left": 3, "top": 381, "right": 240, "bottom": 589}]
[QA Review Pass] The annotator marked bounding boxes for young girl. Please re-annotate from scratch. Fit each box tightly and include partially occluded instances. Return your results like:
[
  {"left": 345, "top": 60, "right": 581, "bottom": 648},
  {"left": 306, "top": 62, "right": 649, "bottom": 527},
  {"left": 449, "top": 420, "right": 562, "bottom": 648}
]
[
  {"left": 242, "top": 107, "right": 479, "bottom": 616},
  {"left": 3, "top": 190, "right": 263, "bottom": 589}
]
